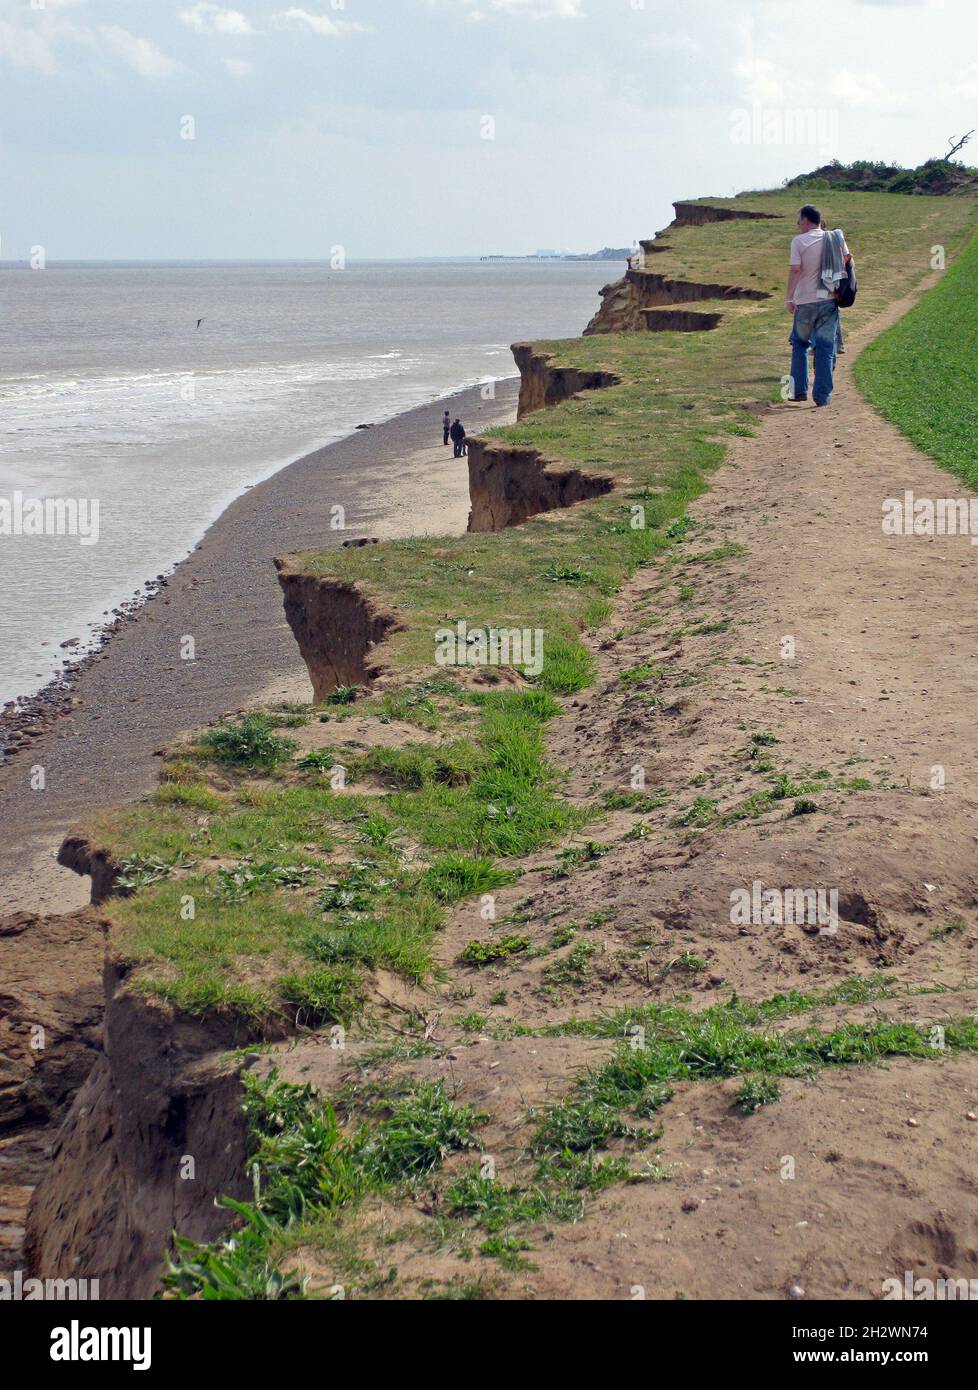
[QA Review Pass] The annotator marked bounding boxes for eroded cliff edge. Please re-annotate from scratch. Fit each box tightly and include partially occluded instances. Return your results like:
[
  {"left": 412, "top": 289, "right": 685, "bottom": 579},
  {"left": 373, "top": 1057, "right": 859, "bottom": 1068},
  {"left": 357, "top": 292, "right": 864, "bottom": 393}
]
[{"left": 23, "top": 947, "right": 251, "bottom": 1299}]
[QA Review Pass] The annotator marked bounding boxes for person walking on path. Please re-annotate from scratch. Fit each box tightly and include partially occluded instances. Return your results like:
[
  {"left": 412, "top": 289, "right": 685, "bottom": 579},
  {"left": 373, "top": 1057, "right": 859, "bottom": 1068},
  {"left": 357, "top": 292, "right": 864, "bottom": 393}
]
[
  {"left": 450, "top": 417, "right": 467, "bottom": 458},
  {"left": 786, "top": 205, "right": 850, "bottom": 406},
  {"left": 442, "top": 409, "right": 452, "bottom": 446}
]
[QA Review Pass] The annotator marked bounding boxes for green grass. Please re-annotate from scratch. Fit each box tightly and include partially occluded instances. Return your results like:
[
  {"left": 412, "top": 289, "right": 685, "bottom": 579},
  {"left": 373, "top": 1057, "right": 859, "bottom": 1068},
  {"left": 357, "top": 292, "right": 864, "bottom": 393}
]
[
  {"left": 164, "top": 1072, "right": 482, "bottom": 1300},
  {"left": 96, "top": 688, "right": 581, "bottom": 1030},
  {"left": 735, "top": 1075, "right": 782, "bottom": 1114},
  {"left": 458, "top": 936, "right": 531, "bottom": 967},
  {"left": 856, "top": 224, "right": 978, "bottom": 490},
  {"left": 198, "top": 714, "right": 297, "bottom": 771}
]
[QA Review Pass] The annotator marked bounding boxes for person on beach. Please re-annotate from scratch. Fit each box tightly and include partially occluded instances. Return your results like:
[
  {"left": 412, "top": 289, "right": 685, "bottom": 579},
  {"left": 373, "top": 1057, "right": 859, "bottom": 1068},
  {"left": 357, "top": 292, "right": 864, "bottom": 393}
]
[
  {"left": 442, "top": 409, "right": 451, "bottom": 446},
  {"left": 786, "top": 205, "right": 851, "bottom": 406},
  {"left": 450, "top": 417, "right": 467, "bottom": 458}
]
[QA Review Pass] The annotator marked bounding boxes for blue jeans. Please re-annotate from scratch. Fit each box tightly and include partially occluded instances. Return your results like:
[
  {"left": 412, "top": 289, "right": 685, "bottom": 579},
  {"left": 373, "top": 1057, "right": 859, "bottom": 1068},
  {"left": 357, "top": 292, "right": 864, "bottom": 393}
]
[{"left": 789, "top": 301, "right": 840, "bottom": 405}]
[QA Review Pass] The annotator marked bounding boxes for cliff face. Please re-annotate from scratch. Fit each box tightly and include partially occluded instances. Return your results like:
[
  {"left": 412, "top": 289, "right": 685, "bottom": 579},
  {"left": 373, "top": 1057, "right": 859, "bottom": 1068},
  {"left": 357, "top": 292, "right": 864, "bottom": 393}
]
[
  {"left": 467, "top": 440, "right": 613, "bottom": 533},
  {"left": 25, "top": 955, "right": 251, "bottom": 1299},
  {"left": 512, "top": 343, "right": 620, "bottom": 420},
  {"left": 670, "top": 201, "right": 782, "bottom": 227},
  {"left": 274, "top": 561, "right": 401, "bottom": 703},
  {"left": 0, "top": 909, "right": 105, "bottom": 1276},
  {"left": 585, "top": 268, "right": 770, "bottom": 335},
  {"left": 584, "top": 201, "right": 777, "bottom": 335}
]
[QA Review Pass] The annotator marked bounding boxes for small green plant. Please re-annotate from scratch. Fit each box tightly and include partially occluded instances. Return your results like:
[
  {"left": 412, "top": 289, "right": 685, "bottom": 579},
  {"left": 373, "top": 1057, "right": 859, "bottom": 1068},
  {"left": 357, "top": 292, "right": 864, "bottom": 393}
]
[
  {"left": 621, "top": 662, "right": 661, "bottom": 687},
  {"left": 317, "top": 863, "right": 386, "bottom": 913},
  {"left": 199, "top": 715, "right": 297, "bottom": 771},
  {"left": 116, "top": 855, "right": 189, "bottom": 891},
  {"left": 540, "top": 562, "right": 594, "bottom": 585},
  {"left": 359, "top": 1081, "right": 482, "bottom": 1183},
  {"left": 544, "top": 940, "right": 596, "bottom": 983},
  {"left": 931, "top": 917, "right": 967, "bottom": 940},
  {"left": 735, "top": 1075, "right": 782, "bottom": 1114},
  {"left": 602, "top": 790, "right": 668, "bottom": 813},
  {"left": 209, "top": 859, "right": 319, "bottom": 902},
  {"left": 671, "top": 797, "right": 718, "bottom": 829},
  {"left": 420, "top": 855, "right": 520, "bottom": 904},
  {"left": 297, "top": 748, "right": 342, "bottom": 772},
  {"left": 665, "top": 951, "right": 707, "bottom": 975},
  {"left": 550, "top": 841, "right": 612, "bottom": 877},
  {"left": 479, "top": 1236, "right": 537, "bottom": 1272},
  {"left": 459, "top": 936, "right": 531, "bottom": 967},
  {"left": 326, "top": 685, "right": 359, "bottom": 706}
]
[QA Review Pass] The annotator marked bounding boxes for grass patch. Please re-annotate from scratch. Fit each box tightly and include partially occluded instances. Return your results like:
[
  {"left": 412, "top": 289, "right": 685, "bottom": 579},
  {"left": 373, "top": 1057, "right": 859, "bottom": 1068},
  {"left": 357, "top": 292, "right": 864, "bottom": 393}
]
[
  {"left": 856, "top": 222, "right": 978, "bottom": 490},
  {"left": 198, "top": 715, "right": 297, "bottom": 771},
  {"left": 164, "top": 1073, "right": 481, "bottom": 1299}
]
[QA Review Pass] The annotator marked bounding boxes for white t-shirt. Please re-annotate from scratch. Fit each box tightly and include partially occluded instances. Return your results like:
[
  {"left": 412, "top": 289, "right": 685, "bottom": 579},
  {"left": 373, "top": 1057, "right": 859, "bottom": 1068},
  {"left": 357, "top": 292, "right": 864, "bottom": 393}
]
[{"left": 790, "top": 228, "right": 850, "bottom": 305}]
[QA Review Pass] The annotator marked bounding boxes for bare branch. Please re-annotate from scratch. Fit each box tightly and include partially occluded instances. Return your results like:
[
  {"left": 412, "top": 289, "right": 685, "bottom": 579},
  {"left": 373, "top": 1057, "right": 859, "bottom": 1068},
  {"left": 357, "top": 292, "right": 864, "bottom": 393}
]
[{"left": 946, "top": 129, "right": 975, "bottom": 160}]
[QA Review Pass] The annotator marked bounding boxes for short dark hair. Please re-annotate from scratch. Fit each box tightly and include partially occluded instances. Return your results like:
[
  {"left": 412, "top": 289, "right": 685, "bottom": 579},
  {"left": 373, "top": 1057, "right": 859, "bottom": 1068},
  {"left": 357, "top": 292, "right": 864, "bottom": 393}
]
[{"left": 799, "top": 204, "right": 822, "bottom": 227}]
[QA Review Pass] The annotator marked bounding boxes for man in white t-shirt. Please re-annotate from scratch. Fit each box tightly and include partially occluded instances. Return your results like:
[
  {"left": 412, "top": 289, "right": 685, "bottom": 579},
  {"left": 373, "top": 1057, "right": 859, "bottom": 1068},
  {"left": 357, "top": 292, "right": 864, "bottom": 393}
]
[{"left": 786, "top": 204, "right": 850, "bottom": 407}]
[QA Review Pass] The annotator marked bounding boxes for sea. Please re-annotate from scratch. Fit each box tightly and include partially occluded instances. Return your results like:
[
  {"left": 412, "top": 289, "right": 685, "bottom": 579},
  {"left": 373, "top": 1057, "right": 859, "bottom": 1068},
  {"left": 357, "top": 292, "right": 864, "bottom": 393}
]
[{"left": 0, "top": 258, "right": 615, "bottom": 706}]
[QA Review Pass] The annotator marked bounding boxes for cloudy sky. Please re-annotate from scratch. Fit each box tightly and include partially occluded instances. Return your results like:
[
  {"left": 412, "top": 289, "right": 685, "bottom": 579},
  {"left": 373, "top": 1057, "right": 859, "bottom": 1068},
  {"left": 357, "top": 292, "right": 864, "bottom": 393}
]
[{"left": 1, "top": 0, "right": 974, "bottom": 259}]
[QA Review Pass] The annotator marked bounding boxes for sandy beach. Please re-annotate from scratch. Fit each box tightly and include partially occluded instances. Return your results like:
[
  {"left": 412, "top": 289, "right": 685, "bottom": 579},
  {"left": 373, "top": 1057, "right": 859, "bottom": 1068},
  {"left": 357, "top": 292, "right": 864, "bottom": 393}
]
[{"left": 0, "top": 377, "right": 519, "bottom": 916}]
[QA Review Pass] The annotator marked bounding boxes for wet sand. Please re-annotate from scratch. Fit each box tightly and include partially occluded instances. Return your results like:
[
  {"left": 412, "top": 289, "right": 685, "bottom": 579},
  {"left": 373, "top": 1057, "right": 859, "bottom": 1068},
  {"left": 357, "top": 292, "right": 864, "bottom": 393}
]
[{"left": 0, "top": 378, "right": 519, "bottom": 915}]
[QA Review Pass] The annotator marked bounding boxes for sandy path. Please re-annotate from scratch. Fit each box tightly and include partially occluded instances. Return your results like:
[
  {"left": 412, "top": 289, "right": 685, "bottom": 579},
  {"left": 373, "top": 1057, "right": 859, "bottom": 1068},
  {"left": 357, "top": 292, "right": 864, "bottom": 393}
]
[
  {"left": 391, "top": 275, "right": 978, "bottom": 1301},
  {"left": 0, "top": 380, "right": 518, "bottom": 916}
]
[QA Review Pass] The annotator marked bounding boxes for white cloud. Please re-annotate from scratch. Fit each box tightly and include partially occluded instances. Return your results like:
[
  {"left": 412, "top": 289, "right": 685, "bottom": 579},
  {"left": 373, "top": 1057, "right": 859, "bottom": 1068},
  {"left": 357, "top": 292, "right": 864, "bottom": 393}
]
[
  {"left": 828, "top": 69, "right": 910, "bottom": 112},
  {"left": 479, "top": 0, "right": 584, "bottom": 14},
  {"left": 271, "top": 8, "right": 364, "bottom": 36},
  {"left": 948, "top": 62, "right": 978, "bottom": 100},
  {"left": 99, "top": 25, "right": 178, "bottom": 78},
  {"left": 423, "top": 0, "right": 583, "bottom": 17},
  {"left": 223, "top": 55, "right": 253, "bottom": 76},
  {"left": 0, "top": 0, "right": 89, "bottom": 74},
  {"left": 0, "top": 18, "right": 59, "bottom": 72},
  {"left": 734, "top": 56, "right": 785, "bottom": 106},
  {"left": 179, "top": 4, "right": 256, "bottom": 36}
]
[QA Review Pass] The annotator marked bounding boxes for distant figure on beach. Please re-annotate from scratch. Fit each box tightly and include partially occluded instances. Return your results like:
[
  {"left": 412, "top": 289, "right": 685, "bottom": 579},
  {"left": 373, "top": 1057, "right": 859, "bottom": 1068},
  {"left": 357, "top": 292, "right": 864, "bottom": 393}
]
[
  {"left": 442, "top": 409, "right": 451, "bottom": 446},
  {"left": 450, "top": 417, "right": 467, "bottom": 458}
]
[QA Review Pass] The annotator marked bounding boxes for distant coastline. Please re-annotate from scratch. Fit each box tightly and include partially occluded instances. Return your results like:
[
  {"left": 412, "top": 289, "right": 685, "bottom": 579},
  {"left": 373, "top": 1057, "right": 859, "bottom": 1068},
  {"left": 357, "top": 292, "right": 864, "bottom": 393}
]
[{"left": 479, "top": 247, "right": 633, "bottom": 263}]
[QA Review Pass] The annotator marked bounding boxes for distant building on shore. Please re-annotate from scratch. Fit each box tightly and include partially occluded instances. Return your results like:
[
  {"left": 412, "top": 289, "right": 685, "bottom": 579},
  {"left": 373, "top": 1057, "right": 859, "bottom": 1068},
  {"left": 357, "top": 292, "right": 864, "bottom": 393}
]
[{"left": 479, "top": 246, "right": 631, "bottom": 263}]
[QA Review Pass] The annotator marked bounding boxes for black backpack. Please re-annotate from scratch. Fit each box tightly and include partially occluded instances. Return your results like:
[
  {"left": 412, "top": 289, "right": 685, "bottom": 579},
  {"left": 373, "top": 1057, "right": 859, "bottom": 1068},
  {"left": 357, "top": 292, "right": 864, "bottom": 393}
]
[
  {"left": 836, "top": 254, "right": 857, "bottom": 308},
  {"left": 827, "top": 229, "right": 857, "bottom": 308}
]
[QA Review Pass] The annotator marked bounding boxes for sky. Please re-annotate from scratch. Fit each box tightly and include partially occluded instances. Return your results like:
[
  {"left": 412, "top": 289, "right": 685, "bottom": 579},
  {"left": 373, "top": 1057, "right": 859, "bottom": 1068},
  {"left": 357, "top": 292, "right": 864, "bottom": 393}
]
[{"left": 0, "top": 0, "right": 975, "bottom": 260}]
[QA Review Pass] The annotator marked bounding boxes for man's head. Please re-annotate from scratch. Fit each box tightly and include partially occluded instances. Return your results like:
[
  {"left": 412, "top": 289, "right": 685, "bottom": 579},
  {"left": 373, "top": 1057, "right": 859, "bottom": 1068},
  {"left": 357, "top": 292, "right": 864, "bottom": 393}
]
[{"left": 798, "top": 205, "right": 822, "bottom": 232}]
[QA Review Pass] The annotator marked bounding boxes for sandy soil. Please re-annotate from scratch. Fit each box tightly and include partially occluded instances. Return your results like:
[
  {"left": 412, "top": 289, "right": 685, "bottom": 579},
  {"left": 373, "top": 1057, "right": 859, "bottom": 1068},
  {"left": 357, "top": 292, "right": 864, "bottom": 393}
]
[{"left": 0, "top": 380, "right": 518, "bottom": 917}]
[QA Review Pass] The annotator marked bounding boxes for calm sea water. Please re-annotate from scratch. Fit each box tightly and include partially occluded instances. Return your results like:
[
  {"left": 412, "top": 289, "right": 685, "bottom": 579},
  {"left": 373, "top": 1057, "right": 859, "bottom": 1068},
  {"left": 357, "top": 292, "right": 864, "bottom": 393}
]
[{"left": 0, "top": 259, "right": 614, "bottom": 705}]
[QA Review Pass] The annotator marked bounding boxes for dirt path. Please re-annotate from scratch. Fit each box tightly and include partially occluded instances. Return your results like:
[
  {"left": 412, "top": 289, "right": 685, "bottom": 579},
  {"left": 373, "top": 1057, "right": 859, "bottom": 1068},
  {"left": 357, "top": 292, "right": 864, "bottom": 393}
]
[{"left": 391, "top": 279, "right": 978, "bottom": 1300}]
